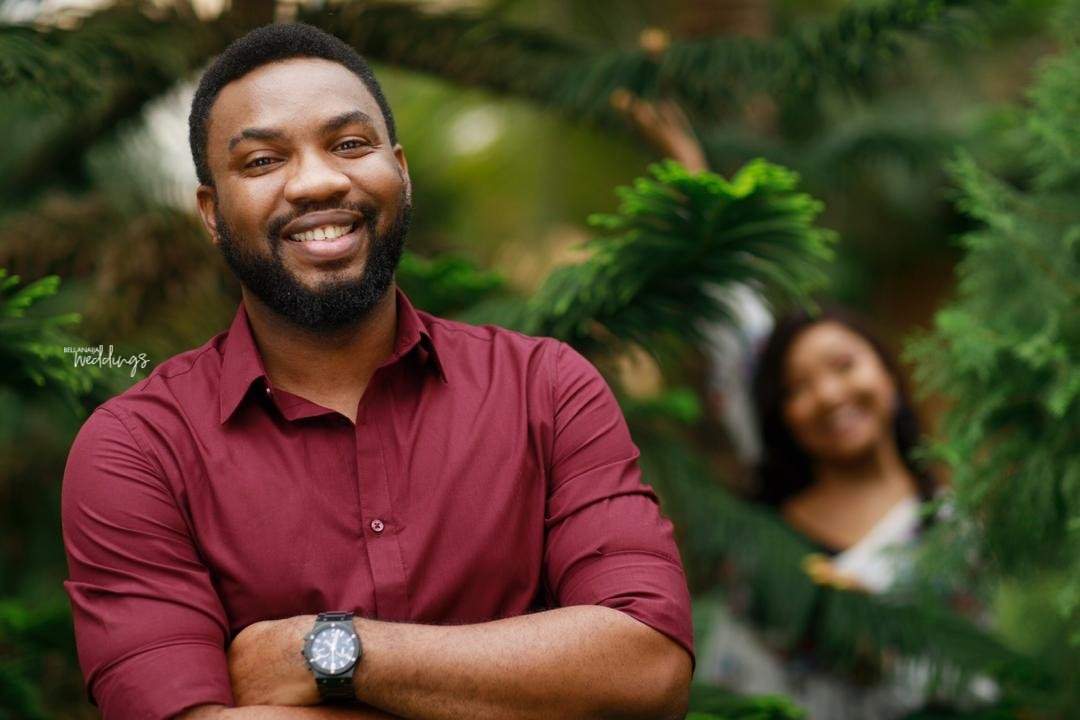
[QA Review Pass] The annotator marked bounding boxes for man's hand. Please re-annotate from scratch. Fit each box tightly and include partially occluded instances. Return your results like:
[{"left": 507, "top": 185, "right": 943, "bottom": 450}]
[{"left": 228, "top": 615, "right": 320, "bottom": 706}]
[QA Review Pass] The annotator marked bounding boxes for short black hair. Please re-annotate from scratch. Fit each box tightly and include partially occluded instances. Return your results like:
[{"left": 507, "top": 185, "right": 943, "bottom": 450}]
[{"left": 188, "top": 23, "right": 397, "bottom": 187}]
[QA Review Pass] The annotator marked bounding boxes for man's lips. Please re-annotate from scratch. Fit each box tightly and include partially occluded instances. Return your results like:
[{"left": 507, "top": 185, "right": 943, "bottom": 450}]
[{"left": 279, "top": 209, "right": 361, "bottom": 239}]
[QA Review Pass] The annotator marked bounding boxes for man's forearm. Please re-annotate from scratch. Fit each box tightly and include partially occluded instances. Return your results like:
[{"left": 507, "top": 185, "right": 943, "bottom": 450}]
[
  {"left": 228, "top": 606, "right": 691, "bottom": 720},
  {"left": 177, "top": 703, "right": 401, "bottom": 719}
]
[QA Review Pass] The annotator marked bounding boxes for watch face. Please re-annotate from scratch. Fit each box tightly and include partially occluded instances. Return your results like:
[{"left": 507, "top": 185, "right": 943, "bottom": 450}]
[{"left": 308, "top": 625, "right": 359, "bottom": 675}]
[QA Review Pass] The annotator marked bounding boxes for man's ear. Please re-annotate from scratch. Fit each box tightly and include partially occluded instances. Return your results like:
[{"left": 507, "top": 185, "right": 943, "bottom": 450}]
[
  {"left": 393, "top": 144, "right": 411, "bottom": 202},
  {"left": 196, "top": 185, "right": 221, "bottom": 246}
]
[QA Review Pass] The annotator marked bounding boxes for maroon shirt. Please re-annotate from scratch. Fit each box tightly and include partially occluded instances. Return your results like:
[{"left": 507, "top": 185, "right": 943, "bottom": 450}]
[{"left": 62, "top": 289, "right": 694, "bottom": 720}]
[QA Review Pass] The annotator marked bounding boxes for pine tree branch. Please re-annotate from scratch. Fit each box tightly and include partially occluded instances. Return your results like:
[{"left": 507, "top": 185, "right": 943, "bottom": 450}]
[
  {"left": 0, "top": 2, "right": 235, "bottom": 206},
  {"left": 502, "top": 160, "right": 835, "bottom": 362},
  {"left": 0, "top": 269, "right": 99, "bottom": 413},
  {"left": 905, "top": 6, "right": 1080, "bottom": 709},
  {"left": 310, "top": 0, "right": 1004, "bottom": 123}
]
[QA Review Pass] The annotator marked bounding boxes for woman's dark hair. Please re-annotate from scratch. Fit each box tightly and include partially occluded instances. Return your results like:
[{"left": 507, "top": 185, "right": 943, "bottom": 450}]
[{"left": 751, "top": 306, "right": 936, "bottom": 507}]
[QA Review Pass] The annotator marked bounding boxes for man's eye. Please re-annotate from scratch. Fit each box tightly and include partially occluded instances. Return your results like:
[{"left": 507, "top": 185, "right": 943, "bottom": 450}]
[
  {"left": 335, "top": 139, "right": 368, "bottom": 151},
  {"left": 245, "top": 157, "right": 278, "bottom": 169}
]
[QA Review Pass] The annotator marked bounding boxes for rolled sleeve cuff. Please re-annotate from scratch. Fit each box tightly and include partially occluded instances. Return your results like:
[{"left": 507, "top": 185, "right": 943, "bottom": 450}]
[
  {"left": 90, "top": 640, "right": 234, "bottom": 720},
  {"left": 559, "top": 550, "right": 696, "bottom": 669}
]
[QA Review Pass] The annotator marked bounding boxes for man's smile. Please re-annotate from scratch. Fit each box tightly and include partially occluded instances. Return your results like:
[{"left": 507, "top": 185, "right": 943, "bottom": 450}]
[
  {"left": 289, "top": 223, "right": 353, "bottom": 242},
  {"left": 280, "top": 208, "right": 361, "bottom": 238},
  {"left": 285, "top": 222, "right": 365, "bottom": 264},
  {"left": 278, "top": 208, "right": 366, "bottom": 264}
]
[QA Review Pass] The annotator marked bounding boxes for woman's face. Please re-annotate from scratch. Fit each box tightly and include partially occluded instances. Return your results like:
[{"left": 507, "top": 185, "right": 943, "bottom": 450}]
[{"left": 781, "top": 321, "right": 898, "bottom": 464}]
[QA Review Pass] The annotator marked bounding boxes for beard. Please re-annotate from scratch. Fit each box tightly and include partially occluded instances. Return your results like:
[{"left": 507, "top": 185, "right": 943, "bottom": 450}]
[{"left": 215, "top": 190, "right": 410, "bottom": 333}]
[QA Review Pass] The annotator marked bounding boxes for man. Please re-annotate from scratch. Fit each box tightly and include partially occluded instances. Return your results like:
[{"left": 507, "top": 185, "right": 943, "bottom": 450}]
[{"left": 61, "top": 23, "right": 693, "bottom": 720}]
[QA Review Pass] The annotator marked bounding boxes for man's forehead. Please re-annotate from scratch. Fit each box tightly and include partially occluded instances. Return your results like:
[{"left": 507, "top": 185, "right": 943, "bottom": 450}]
[{"left": 208, "top": 57, "right": 383, "bottom": 142}]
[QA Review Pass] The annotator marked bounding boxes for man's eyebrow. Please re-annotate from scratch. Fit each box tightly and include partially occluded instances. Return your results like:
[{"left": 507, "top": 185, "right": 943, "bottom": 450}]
[
  {"left": 226, "top": 111, "right": 376, "bottom": 152},
  {"left": 228, "top": 127, "right": 285, "bottom": 151},
  {"left": 322, "top": 109, "right": 376, "bottom": 133}
]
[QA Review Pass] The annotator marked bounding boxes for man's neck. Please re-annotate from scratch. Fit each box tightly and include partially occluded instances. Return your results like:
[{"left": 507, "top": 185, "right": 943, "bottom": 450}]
[{"left": 241, "top": 286, "right": 398, "bottom": 418}]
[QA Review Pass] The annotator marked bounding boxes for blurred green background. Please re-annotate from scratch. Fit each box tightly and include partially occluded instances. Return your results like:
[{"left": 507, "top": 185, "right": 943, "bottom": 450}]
[{"left": 2, "top": 0, "right": 1078, "bottom": 718}]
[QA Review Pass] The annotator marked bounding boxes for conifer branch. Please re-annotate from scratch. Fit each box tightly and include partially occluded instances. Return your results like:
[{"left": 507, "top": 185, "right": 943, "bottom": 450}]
[
  {"left": 313, "top": 0, "right": 1003, "bottom": 121},
  {"left": 0, "top": 3, "right": 233, "bottom": 205},
  {"left": 508, "top": 160, "right": 834, "bottom": 361}
]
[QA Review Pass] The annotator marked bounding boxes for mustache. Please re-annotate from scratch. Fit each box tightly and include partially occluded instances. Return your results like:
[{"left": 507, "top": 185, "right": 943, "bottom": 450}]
[{"left": 266, "top": 200, "right": 378, "bottom": 240}]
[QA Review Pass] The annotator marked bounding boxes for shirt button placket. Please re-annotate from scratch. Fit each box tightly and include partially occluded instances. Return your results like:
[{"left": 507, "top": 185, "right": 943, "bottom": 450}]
[{"left": 355, "top": 380, "right": 411, "bottom": 621}]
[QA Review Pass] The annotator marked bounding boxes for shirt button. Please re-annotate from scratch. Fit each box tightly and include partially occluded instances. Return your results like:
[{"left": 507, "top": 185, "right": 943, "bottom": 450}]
[
  {"left": 370, "top": 519, "right": 385, "bottom": 533},
  {"left": 264, "top": 386, "right": 273, "bottom": 397}
]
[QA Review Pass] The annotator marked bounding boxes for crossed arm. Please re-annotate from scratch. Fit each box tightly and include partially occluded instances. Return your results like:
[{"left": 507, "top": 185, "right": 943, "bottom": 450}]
[{"left": 177, "top": 605, "right": 691, "bottom": 720}]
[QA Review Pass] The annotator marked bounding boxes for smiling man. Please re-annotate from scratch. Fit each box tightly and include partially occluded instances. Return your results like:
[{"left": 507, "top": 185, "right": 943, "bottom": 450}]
[{"left": 61, "top": 23, "right": 693, "bottom": 720}]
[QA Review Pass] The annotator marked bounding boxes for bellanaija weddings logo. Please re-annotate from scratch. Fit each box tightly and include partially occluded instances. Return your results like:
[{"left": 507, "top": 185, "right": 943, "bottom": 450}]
[{"left": 63, "top": 345, "right": 150, "bottom": 378}]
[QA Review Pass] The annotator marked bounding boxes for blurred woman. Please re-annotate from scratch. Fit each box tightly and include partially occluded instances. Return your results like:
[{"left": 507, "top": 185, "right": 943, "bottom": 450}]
[
  {"left": 751, "top": 307, "right": 936, "bottom": 591},
  {"left": 613, "top": 93, "right": 943, "bottom": 716},
  {"left": 698, "top": 307, "right": 942, "bottom": 719}
]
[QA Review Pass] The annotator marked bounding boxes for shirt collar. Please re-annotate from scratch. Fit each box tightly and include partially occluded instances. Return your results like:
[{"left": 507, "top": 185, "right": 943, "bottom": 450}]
[{"left": 218, "top": 287, "right": 446, "bottom": 425}]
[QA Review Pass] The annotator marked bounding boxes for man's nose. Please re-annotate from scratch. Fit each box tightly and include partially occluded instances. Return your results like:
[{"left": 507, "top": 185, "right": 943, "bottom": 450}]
[{"left": 283, "top": 150, "right": 350, "bottom": 204}]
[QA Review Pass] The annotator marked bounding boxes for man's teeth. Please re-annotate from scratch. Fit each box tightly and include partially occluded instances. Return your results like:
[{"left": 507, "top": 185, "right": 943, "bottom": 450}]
[{"left": 290, "top": 224, "right": 352, "bottom": 242}]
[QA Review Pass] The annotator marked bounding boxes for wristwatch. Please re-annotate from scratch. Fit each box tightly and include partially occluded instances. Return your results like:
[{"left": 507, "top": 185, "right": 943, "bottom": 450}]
[{"left": 301, "top": 611, "right": 361, "bottom": 701}]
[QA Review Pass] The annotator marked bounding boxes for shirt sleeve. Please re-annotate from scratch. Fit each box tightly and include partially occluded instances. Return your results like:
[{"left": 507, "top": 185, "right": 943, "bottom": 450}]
[
  {"left": 61, "top": 406, "right": 234, "bottom": 720},
  {"left": 542, "top": 341, "right": 695, "bottom": 665}
]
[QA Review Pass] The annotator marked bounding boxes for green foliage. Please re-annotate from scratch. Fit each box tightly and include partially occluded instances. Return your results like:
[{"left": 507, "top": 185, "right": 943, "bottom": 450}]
[
  {"left": 0, "top": 3, "right": 207, "bottom": 105},
  {"left": 0, "top": 269, "right": 93, "bottom": 413},
  {"left": 506, "top": 160, "right": 834, "bottom": 360},
  {"left": 688, "top": 683, "right": 806, "bottom": 720},
  {"left": 313, "top": 0, "right": 1002, "bottom": 123},
  {"left": 0, "top": 600, "right": 77, "bottom": 720},
  {"left": 2, "top": 0, "right": 1004, "bottom": 125},
  {"left": 396, "top": 252, "right": 507, "bottom": 318},
  {"left": 0, "top": 3, "right": 233, "bottom": 206},
  {"left": 900, "top": 706, "right": 1019, "bottom": 719},
  {"left": 0, "top": 0, "right": 1004, "bottom": 217},
  {"left": 661, "top": 0, "right": 1001, "bottom": 115},
  {"left": 0, "top": 270, "right": 97, "bottom": 718},
  {"left": 908, "top": 0, "right": 1080, "bottom": 712},
  {"left": 910, "top": 32, "right": 1080, "bottom": 584}
]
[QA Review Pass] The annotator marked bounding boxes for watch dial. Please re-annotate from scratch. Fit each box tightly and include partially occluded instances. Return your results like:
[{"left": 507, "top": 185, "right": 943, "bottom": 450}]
[{"left": 309, "top": 626, "right": 359, "bottom": 674}]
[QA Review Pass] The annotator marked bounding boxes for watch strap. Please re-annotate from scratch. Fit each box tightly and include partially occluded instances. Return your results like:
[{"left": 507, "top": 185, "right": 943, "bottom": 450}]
[
  {"left": 317, "top": 611, "right": 355, "bottom": 623},
  {"left": 316, "top": 673, "right": 355, "bottom": 700}
]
